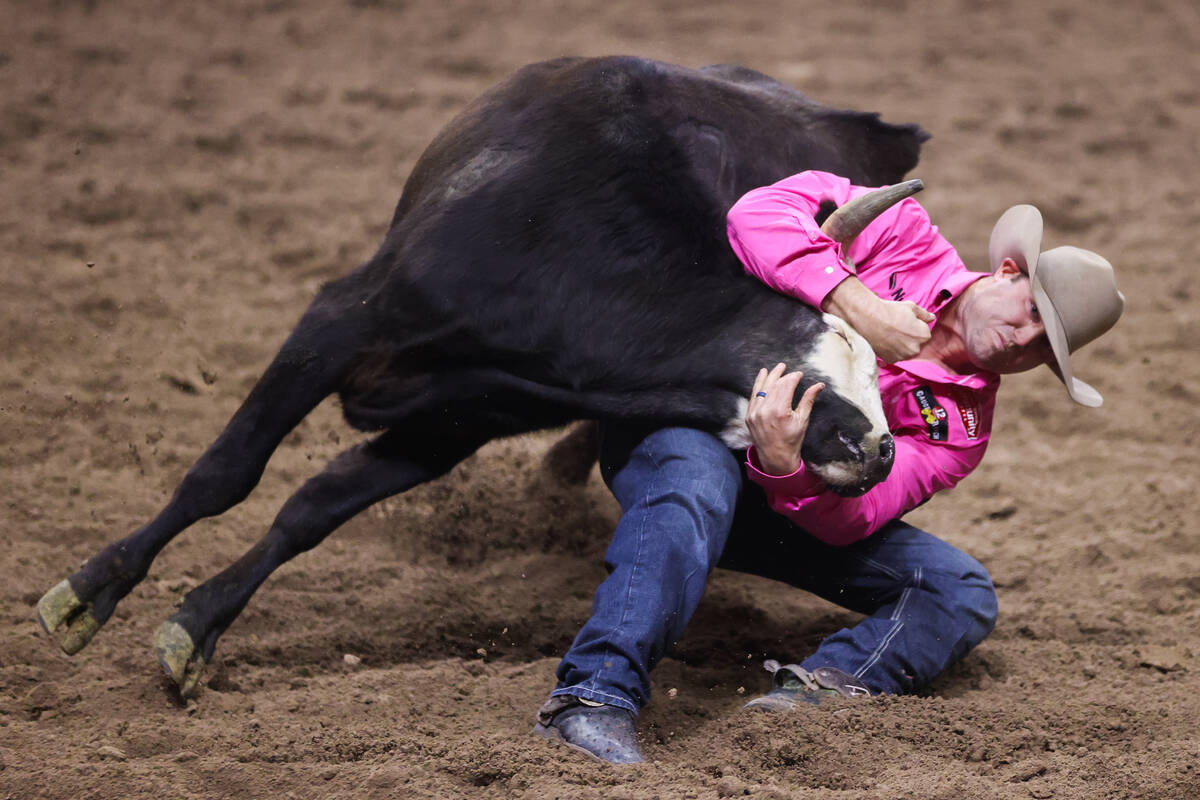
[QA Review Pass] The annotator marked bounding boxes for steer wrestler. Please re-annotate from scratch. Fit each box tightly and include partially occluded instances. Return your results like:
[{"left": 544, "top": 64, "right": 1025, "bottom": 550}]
[{"left": 533, "top": 170, "right": 1125, "bottom": 763}]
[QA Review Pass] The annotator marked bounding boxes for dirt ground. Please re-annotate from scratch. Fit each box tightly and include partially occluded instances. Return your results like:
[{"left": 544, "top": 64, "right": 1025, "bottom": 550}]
[{"left": 2, "top": 0, "right": 1199, "bottom": 797}]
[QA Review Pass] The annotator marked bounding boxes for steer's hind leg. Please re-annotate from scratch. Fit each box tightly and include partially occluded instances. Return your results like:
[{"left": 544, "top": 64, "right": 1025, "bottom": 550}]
[
  {"left": 38, "top": 289, "right": 367, "bottom": 655},
  {"left": 153, "top": 424, "right": 487, "bottom": 696}
]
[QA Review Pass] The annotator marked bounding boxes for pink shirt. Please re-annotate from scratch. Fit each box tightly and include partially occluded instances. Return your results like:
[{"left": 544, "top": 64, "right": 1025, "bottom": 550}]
[{"left": 726, "top": 171, "right": 1000, "bottom": 546}]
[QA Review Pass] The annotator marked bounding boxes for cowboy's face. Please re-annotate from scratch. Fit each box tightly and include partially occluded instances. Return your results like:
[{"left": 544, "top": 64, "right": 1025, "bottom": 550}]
[{"left": 960, "top": 258, "right": 1052, "bottom": 374}]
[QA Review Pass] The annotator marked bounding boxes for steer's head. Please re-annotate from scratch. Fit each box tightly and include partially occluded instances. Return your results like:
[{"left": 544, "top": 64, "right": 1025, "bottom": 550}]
[
  {"left": 792, "top": 179, "right": 925, "bottom": 496},
  {"left": 719, "top": 179, "right": 924, "bottom": 494},
  {"left": 799, "top": 314, "right": 894, "bottom": 497}
]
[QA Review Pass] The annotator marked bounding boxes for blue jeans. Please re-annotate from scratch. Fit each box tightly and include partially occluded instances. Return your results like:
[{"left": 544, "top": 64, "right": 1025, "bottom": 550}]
[{"left": 551, "top": 426, "right": 998, "bottom": 713}]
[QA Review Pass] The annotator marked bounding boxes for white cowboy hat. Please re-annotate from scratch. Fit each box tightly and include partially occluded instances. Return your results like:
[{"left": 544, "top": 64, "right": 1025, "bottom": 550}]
[{"left": 988, "top": 204, "right": 1125, "bottom": 407}]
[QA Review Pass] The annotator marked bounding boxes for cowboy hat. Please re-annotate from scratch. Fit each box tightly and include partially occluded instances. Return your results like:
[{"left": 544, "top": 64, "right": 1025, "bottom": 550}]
[{"left": 988, "top": 204, "right": 1125, "bottom": 407}]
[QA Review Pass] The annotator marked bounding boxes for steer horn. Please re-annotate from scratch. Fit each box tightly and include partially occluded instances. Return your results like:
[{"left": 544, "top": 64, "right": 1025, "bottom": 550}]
[{"left": 820, "top": 178, "right": 925, "bottom": 254}]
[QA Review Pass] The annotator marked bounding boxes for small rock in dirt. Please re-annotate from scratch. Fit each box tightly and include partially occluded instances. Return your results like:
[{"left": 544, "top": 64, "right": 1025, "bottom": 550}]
[
  {"left": 986, "top": 505, "right": 1017, "bottom": 520},
  {"left": 717, "top": 776, "right": 747, "bottom": 797},
  {"left": 22, "top": 683, "right": 57, "bottom": 714},
  {"left": 173, "top": 750, "right": 199, "bottom": 762},
  {"left": 161, "top": 373, "right": 201, "bottom": 395},
  {"left": 96, "top": 745, "right": 127, "bottom": 761},
  {"left": 343, "top": 653, "right": 362, "bottom": 666},
  {"left": 1008, "top": 760, "right": 1047, "bottom": 782},
  {"left": 667, "top": 687, "right": 678, "bottom": 698},
  {"left": 1138, "top": 645, "right": 1188, "bottom": 672}
]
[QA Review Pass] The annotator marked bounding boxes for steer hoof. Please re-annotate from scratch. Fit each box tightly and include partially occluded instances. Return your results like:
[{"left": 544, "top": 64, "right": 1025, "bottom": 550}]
[
  {"left": 36, "top": 579, "right": 103, "bottom": 655},
  {"left": 154, "top": 620, "right": 208, "bottom": 698}
]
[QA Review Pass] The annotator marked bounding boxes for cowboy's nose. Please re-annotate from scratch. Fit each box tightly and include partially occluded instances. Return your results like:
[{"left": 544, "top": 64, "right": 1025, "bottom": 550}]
[{"left": 1015, "top": 325, "right": 1040, "bottom": 346}]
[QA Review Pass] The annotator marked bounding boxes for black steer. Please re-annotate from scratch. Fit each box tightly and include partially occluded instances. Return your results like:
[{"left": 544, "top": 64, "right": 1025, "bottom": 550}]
[{"left": 38, "top": 56, "right": 928, "bottom": 695}]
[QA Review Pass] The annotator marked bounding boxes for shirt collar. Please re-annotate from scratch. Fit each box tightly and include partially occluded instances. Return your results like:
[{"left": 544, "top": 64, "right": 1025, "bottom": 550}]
[
  {"left": 930, "top": 269, "right": 990, "bottom": 311},
  {"left": 889, "top": 357, "right": 999, "bottom": 390},
  {"left": 888, "top": 269, "right": 998, "bottom": 390}
]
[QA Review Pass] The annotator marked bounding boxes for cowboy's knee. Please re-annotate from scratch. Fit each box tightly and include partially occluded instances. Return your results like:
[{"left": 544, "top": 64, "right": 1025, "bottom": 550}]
[{"left": 953, "top": 556, "right": 998, "bottom": 643}]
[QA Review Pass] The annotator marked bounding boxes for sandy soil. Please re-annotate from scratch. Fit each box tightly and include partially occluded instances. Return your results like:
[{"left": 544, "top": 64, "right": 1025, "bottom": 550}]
[{"left": 2, "top": 1, "right": 1199, "bottom": 797}]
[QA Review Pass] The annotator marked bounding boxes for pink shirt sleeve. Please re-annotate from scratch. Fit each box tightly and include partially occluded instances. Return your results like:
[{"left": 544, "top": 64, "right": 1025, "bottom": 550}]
[
  {"left": 725, "top": 171, "right": 857, "bottom": 309},
  {"left": 744, "top": 433, "right": 987, "bottom": 546}
]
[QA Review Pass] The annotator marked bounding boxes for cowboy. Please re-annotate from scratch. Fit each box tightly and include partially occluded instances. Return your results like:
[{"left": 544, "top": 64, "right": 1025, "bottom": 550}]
[{"left": 534, "top": 170, "right": 1125, "bottom": 764}]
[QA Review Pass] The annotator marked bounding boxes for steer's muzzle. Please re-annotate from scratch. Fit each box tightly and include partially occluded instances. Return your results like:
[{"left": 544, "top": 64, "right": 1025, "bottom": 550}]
[{"left": 829, "top": 432, "right": 895, "bottom": 498}]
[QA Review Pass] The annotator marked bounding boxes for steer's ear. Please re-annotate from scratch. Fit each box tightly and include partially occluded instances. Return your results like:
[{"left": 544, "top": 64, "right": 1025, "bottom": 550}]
[{"left": 822, "top": 313, "right": 855, "bottom": 350}]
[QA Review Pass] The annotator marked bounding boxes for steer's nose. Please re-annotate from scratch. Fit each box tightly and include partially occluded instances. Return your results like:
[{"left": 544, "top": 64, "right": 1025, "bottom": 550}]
[
  {"left": 873, "top": 433, "right": 895, "bottom": 481},
  {"left": 878, "top": 433, "right": 895, "bottom": 465}
]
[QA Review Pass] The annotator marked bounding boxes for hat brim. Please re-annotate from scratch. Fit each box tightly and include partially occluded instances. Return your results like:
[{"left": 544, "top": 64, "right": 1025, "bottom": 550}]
[
  {"left": 1030, "top": 276, "right": 1103, "bottom": 407},
  {"left": 990, "top": 204, "right": 1103, "bottom": 407}
]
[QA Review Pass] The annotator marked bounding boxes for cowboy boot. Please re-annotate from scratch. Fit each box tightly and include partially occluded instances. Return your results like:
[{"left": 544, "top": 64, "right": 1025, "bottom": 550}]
[
  {"left": 533, "top": 696, "right": 644, "bottom": 764},
  {"left": 743, "top": 659, "right": 871, "bottom": 711}
]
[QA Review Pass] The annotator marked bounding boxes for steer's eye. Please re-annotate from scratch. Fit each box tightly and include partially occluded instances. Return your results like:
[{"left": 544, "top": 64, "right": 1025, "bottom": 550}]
[{"left": 837, "top": 432, "right": 863, "bottom": 461}]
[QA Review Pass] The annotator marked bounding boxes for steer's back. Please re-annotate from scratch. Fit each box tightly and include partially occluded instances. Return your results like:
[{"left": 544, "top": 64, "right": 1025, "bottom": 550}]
[{"left": 352, "top": 56, "right": 927, "bottom": 414}]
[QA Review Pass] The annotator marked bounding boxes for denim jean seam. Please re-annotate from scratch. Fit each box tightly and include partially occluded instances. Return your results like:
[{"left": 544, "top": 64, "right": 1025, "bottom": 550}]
[
  {"left": 857, "top": 554, "right": 904, "bottom": 581},
  {"left": 854, "top": 583, "right": 914, "bottom": 680},
  {"left": 854, "top": 618, "right": 906, "bottom": 681}
]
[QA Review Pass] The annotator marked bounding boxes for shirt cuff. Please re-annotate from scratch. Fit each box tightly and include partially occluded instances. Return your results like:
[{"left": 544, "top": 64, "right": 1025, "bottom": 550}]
[
  {"left": 779, "top": 245, "right": 854, "bottom": 309},
  {"left": 745, "top": 446, "right": 827, "bottom": 498}
]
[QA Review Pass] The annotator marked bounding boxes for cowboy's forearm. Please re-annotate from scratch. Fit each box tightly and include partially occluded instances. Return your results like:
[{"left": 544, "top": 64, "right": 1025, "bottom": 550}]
[{"left": 822, "top": 277, "right": 932, "bottom": 363}]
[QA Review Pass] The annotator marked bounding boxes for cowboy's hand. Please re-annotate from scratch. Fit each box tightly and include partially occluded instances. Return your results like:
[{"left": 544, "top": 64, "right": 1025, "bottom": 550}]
[
  {"left": 746, "top": 363, "right": 825, "bottom": 476},
  {"left": 822, "top": 277, "right": 934, "bottom": 363}
]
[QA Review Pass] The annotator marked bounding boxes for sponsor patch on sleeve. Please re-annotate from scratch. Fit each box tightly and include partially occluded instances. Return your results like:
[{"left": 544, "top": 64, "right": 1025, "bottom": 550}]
[
  {"left": 956, "top": 399, "right": 980, "bottom": 439},
  {"left": 945, "top": 386, "right": 982, "bottom": 440},
  {"left": 912, "top": 385, "right": 949, "bottom": 442}
]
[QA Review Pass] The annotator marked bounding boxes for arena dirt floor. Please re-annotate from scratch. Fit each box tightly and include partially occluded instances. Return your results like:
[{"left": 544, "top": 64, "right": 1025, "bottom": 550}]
[{"left": 3, "top": 1, "right": 1199, "bottom": 798}]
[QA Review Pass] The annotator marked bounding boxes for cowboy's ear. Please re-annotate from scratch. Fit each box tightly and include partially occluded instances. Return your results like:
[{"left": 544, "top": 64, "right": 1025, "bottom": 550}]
[{"left": 994, "top": 256, "right": 1024, "bottom": 281}]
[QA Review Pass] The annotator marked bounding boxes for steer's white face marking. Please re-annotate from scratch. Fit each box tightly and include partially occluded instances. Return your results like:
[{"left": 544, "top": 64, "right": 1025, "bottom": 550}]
[
  {"left": 813, "top": 314, "right": 888, "bottom": 435},
  {"left": 719, "top": 314, "right": 889, "bottom": 486},
  {"left": 806, "top": 314, "right": 889, "bottom": 486}
]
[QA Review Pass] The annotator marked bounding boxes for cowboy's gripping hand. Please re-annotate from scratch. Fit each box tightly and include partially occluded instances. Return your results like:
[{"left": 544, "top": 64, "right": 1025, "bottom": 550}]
[
  {"left": 822, "top": 277, "right": 934, "bottom": 363},
  {"left": 746, "top": 363, "right": 826, "bottom": 476}
]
